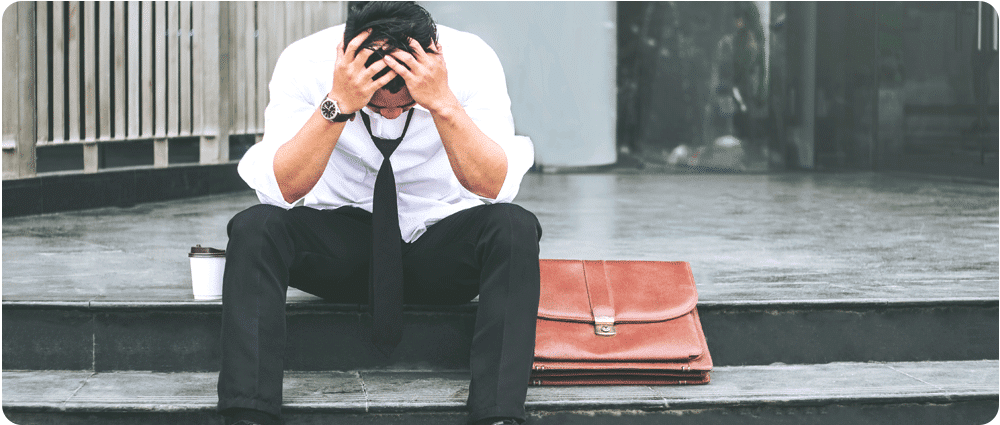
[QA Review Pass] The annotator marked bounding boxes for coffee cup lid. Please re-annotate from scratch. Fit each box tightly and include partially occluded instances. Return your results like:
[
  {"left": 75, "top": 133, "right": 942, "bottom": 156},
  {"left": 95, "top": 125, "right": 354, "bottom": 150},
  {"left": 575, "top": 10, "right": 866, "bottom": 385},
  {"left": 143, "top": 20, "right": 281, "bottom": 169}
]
[{"left": 189, "top": 244, "right": 226, "bottom": 258}]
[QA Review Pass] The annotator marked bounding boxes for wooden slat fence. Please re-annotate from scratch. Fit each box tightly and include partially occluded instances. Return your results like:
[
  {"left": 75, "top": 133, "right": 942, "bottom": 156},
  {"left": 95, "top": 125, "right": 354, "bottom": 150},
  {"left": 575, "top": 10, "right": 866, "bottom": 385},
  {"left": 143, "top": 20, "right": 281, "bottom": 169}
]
[{"left": 3, "top": 1, "right": 346, "bottom": 180}]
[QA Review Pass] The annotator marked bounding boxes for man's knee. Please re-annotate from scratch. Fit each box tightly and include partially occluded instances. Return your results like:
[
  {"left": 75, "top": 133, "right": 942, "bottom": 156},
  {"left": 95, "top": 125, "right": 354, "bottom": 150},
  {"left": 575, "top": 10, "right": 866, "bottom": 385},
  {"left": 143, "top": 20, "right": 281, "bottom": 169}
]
[
  {"left": 227, "top": 204, "right": 290, "bottom": 239},
  {"left": 480, "top": 203, "right": 542, "bottom": 244}
]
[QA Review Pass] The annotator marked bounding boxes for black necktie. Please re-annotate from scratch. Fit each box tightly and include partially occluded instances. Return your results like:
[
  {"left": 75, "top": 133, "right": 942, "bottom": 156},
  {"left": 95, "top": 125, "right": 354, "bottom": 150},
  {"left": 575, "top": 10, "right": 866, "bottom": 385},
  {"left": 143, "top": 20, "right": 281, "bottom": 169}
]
[{"left": 361, "top": 109, "right": 415, "bottom": 357}]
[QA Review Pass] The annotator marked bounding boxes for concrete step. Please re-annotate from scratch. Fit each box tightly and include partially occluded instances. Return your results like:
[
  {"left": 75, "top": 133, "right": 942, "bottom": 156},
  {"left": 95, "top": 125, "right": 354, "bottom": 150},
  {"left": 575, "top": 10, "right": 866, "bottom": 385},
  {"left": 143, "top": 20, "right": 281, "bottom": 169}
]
[
  {"left": 3, "top": 361, "right": 997, "bottom": 425},
  {"left": 3, "top": 298, "right": 997, "bottom": 372}
]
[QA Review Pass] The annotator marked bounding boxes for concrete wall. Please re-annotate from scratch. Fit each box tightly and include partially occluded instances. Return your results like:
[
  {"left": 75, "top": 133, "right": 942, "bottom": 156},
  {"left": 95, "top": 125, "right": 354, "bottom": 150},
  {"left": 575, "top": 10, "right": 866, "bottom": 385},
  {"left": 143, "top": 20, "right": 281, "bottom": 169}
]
[{"left": 420, "top": 1, "right": 617, "bottom": 169}]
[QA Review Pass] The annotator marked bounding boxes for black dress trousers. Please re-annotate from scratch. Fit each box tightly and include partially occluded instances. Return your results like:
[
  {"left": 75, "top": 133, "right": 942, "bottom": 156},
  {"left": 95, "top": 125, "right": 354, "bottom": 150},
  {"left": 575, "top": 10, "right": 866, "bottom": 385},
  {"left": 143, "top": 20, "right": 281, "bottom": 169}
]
[{"left": 217, "top": 202, "right": 542, "bottom": 424}]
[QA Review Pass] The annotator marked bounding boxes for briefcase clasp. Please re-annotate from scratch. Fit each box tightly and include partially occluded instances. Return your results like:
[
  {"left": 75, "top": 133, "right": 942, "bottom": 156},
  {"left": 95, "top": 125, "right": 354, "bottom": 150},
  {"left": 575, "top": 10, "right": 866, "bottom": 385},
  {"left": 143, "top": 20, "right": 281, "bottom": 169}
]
[{"left": 594, "top": 316, "right": 617, "bottom": 337}]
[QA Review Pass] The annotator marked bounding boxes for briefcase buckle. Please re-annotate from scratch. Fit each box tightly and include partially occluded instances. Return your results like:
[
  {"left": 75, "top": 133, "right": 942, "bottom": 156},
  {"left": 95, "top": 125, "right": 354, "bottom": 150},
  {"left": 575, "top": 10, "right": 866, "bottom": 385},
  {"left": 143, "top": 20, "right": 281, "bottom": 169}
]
[{"left": 594, "top": 316, "right": 617, "bottom": 337}]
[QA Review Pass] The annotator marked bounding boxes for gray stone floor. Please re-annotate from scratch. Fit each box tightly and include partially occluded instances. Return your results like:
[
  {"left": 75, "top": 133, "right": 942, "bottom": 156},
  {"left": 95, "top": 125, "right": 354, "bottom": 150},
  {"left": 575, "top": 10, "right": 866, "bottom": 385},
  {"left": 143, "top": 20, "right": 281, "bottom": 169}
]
[{"left": 3, "top": 172, "right": 998, "bottom": 303}]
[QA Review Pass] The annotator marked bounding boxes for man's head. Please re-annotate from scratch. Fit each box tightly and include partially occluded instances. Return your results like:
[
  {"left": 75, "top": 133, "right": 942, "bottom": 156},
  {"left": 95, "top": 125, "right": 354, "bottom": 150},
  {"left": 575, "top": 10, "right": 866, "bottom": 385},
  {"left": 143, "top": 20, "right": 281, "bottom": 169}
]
[{"left": 344, "top": 1, "right": 438, "bottom": 94}]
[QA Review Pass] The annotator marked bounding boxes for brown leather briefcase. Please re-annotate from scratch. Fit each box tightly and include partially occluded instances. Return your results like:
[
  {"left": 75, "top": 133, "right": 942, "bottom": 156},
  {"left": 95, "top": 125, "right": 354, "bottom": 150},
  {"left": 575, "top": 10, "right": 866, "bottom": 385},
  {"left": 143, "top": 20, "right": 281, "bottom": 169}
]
[{"left": 531, "top": 260, "right": 712, "bottom": 385}]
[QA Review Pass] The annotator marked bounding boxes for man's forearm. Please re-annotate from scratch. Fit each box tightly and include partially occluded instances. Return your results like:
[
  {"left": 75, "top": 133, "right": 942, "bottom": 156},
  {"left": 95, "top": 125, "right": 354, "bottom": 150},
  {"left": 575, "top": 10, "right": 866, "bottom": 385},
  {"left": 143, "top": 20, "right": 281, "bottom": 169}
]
[
  {"left": 431, "top": 99, "right": 508, "bottom": 199},
  {"left": 273, "top": 108, "right": 348, "bottom": 204}
]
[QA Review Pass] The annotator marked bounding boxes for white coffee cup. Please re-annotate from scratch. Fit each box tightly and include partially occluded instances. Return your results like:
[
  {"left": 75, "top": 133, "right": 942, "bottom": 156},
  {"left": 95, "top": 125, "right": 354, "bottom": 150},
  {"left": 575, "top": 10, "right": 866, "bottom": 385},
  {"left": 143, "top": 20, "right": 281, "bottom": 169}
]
[{"left": 189, "top": 245, "right": 226, "bottom": 300}]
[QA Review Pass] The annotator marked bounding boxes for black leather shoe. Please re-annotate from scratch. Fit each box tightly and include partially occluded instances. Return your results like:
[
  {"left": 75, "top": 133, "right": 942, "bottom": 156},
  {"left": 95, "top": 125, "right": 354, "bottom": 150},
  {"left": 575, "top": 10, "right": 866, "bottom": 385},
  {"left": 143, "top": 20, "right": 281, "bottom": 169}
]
[
  {"left": 482, "top": 419, "right": 520, "bottom": 425},
  {"left": 222, "top": 407, "right": 278, "bottom": 425}
]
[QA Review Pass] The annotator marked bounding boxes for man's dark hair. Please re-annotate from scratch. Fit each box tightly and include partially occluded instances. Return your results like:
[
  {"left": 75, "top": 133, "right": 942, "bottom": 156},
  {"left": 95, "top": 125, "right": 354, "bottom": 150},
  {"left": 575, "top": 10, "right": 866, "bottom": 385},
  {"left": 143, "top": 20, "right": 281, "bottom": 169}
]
[{"left": 344, "top": 1, "right": 438, "bottom": 93}]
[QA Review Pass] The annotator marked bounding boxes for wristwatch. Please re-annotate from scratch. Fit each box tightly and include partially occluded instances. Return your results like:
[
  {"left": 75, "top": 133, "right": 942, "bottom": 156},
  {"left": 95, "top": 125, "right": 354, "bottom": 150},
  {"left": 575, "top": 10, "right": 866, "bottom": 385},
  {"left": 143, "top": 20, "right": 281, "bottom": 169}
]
[{"left": 319, "top": 96, "right": 355, "bottom": 123}]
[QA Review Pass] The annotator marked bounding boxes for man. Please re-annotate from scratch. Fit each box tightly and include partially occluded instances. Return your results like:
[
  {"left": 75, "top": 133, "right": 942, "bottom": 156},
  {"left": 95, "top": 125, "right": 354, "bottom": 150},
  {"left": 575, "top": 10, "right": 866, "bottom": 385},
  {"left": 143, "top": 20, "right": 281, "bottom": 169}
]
[{"left": 217, "top": 2, "right": 540, "bottom": 425}]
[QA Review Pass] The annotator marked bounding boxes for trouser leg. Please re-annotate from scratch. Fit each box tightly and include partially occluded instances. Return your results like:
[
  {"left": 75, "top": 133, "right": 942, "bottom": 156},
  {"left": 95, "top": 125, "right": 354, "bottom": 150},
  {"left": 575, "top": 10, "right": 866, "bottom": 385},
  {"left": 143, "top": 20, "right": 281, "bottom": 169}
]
[
  {"left": 405, "top": 203, "right": 542, "bottom": 424},
  {"left": 217, "top": 205, "right": 371, "bottom": 418}
]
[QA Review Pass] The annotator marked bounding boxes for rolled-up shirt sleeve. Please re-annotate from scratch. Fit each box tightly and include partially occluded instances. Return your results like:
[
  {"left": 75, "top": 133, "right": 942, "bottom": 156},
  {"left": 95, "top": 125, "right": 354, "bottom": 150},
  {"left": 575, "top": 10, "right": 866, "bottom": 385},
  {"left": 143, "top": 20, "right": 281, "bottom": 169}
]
[
  {"left": 237, "top": 42, "right": 319, "bottom": 209},
  {"left": 452, "top": 34, "right": 534, "bottom": 204}
]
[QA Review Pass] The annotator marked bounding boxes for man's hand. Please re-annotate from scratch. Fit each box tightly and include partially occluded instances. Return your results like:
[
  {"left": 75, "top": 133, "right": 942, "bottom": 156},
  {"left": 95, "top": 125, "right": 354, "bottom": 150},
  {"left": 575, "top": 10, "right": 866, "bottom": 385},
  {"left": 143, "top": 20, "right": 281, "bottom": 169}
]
[
  {"left": 330, "top": 29, "right": 399, "bottom": 114},
  {"left": 383, "top": 38, "right": 460, "bottom": 114},
  {"left": 384, "top": 38, "right": 507, "bottom": 199}
]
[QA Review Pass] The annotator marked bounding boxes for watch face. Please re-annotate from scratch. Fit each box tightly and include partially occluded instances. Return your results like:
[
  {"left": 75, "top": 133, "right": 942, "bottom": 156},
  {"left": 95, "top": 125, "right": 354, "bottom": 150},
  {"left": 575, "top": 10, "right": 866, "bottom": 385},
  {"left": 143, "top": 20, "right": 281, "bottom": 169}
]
[{"left": 321, "top": 98, "right": 339, "bottom": 120}]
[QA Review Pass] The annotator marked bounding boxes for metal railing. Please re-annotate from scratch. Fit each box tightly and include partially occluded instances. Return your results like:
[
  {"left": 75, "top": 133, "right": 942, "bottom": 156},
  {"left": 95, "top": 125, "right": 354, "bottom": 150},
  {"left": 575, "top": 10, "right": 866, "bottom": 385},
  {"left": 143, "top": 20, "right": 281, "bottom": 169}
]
[{"left": 2, "top": 1, "right": 346, "bottom": 180}]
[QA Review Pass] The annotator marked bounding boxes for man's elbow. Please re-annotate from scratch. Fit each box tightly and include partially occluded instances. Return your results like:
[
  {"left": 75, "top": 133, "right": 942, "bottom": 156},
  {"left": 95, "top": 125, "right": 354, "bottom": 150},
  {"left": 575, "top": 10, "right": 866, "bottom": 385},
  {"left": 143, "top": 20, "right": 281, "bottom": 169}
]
[
  {"left": 479, "top": 186, "right": 501, "bottom": 200},
  {"left": 279, "top": 186, "right": 304, "bottom": 205},
  {"left": 464, "top": 176, "right": 504, "bottom": 200}
]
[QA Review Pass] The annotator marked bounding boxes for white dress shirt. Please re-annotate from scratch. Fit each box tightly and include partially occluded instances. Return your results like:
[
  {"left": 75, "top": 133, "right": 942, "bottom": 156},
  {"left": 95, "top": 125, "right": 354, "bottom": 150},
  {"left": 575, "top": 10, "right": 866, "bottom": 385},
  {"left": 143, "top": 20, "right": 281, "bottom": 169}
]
[{"left": 238, "top": 24, "right": 535, "bottom": 242}]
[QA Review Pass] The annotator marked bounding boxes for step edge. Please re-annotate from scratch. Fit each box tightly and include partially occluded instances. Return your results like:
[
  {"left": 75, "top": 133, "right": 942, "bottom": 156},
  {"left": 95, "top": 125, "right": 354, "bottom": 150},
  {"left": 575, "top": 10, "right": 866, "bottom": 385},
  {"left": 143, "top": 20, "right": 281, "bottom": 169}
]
[
  {"left": 5, "top": 391, "right": 997, "bottom": 414},
  {"left": 4, "top": 297, "right": 997, "bottom": 311}
]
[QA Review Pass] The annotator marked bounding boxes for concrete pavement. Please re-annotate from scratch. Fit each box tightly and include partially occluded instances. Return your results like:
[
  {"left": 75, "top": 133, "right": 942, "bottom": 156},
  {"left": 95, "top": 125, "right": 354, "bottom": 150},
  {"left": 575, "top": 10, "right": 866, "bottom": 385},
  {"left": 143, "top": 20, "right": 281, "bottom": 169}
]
[{"left": 4, "top": 172, "right": 996, "bottom": 304}]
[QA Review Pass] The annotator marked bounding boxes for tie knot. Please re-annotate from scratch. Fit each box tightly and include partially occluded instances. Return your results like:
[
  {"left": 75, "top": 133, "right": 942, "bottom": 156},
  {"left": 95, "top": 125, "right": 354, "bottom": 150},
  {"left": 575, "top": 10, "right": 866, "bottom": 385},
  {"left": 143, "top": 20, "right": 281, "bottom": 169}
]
[{"left": 373, "top": 138, "right": 400, "bottom": 159}]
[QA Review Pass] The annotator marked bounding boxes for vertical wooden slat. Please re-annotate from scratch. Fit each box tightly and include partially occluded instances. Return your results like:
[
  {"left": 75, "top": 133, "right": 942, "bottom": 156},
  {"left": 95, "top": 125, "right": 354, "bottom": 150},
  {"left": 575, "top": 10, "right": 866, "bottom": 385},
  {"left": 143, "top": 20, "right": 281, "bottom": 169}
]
[
  {"left": 315, "top": 1, "right": 328, "bottom": 29},
  {"left": 167, "top": 0, "right": 178, "bottom": 136},
  {"left": 256, "top": 2, "right": 269, "bottom": 134},
  {"left": 154, "top": 0, "right": 166, "bottom": 138},
  {"left": 296, "top": 2, "right": 306, "bottom": 41},
  {"left": 141, "top": 0, "right": 153, "bottom": 137},
  {"left": 312, "top": 2, "right": 324, "bottom": 33},
  {"left": 114, "top": 1, "right": 126, "bottom": 139},
  {"left": 282, "top": 2, "right": 292, "bottom": 47},
  {"left": 318, "top": 2, "right": 329, "bottom": 34},
  {"left": 269, "top": 1, "right": 285, "bottom": 79},
  {"left": 68, "top": 1, "right": 80, "bottom": 142},
  {"left": 195, "top": 1, "right": 229, "bottom": 164},
  {"left": 191, "top": 1, "right": 204, "bottom": 136},
  {"left": 311, "top": 2, "right": 332, "bottom": 35},
  {"left": 83, "top": 1, "right": 96, "bottom": 142},
  {"left": 36, "top": 2, "right": 49, "bottom": 143},
  {"left": 52, "top": 3, "right": 65, "bottom": 142},
  {"left": 297, "top": 1, "right": 307, "bottom": 36},
  {"left": 19, "top": 2, "right": 38, "bottom": 176},
  {"left": 245, "top": 2, "right": 257, "bottom": 135},
  {"left": 98, "top": 1, "right": 111, "bottom": 140},
  {"left": 233, "top": 2, "right": 247, "bottom": 135},
  {"left": 335, "top": 1, "right": 348, "bottom": 28},
  {"left": 2, "top": 3, "right": 23, "bottom": 178},
  {"left": 180, "top": 1, "right": 191, "bottom": 135},
  {"left": 127, "top": 1, "right": 139, "bottom": 137},
  {"left": 302, "top": 2, "right": 313, "bottom": 41},
  {"left": 285, "top": 2, "right": 300, "bottom": 48},
  {"left": 317, "top": 1, "right": 333, "bottom": 31}
]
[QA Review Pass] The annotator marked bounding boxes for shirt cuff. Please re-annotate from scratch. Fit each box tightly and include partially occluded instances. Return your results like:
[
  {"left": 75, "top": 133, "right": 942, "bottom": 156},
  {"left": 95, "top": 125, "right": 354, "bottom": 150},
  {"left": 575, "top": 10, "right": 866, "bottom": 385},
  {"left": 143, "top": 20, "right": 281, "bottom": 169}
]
[{"left": 237, "top": 140, "right": 299, "bottom": 209}]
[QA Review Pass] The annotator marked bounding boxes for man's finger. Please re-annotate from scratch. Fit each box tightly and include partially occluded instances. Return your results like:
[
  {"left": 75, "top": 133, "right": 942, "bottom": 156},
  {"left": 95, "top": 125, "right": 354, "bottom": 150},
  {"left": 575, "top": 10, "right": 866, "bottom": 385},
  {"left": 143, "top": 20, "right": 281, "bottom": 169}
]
[
  {"left": 369, "top": 68, "right": 399, "bottom": 90},
  {"left": 387, "top": 49, "right": 419, "bottom": 71},
  {"left": 382, "top": 55, "right": 414, "bottom": 79},
  {"left": 407, "top": 38, "right": 429, "bottom": 59},
  {"left": 355, "top": 45, "right": 377, "bottom": 65},
  {"left": 345, "top": 28, "right": 372, "bottom": 58},
  {"left": 361, "top": 57, "right": 391, "bottom": 79}
]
